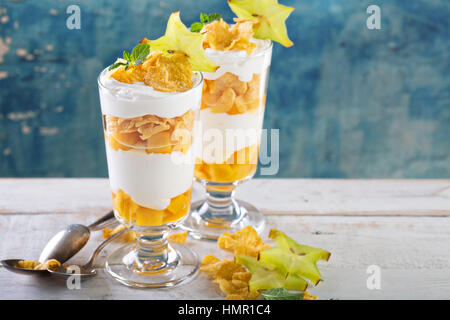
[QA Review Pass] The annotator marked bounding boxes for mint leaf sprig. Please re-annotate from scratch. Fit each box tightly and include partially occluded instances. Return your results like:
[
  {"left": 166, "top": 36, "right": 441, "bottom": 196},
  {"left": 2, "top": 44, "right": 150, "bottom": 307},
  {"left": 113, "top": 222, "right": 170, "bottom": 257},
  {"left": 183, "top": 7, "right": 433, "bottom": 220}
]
[
  {"left": 109, "top": 43, "right": 150, "bottom": 71},
  {"left": 261, "top": 288, "right": 304, "bottom": 300},
  {"left": 190, "top": 12, "right": 222, "bottom": 32}
]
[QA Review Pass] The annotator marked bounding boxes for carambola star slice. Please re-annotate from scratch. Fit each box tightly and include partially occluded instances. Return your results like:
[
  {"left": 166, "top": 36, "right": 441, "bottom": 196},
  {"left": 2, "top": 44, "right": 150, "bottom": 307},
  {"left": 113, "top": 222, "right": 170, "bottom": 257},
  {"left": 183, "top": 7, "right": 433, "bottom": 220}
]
[
  {"left": 228, "top": 0, "right": 295, "bottom": 47},
  {"left": 144, "top": 11, "right": 218, "bottom": 72}
]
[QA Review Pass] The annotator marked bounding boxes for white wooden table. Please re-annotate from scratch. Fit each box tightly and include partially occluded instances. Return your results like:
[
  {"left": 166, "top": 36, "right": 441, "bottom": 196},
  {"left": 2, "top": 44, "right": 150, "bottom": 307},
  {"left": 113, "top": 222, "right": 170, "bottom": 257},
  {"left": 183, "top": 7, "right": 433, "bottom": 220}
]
[{"left": 1, "top": 178, "right": 449, "bottom": 300}]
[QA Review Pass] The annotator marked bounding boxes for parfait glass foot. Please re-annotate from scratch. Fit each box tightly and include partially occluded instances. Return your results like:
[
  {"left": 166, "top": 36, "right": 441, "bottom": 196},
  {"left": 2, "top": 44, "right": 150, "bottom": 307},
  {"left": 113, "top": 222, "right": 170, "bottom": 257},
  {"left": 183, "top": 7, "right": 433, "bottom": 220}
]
[
  {"left": 181, "top": 183, "right": 265, "bottom": 241},
  {"left": 105, "top": 227, "right": 199, "bottom": 288}
]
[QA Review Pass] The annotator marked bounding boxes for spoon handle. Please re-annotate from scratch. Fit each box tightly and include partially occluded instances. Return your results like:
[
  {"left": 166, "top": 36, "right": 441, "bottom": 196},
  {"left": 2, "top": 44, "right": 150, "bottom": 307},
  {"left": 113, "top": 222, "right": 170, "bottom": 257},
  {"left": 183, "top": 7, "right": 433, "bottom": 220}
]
[
  {"left": 88, "top": 211, "right": 115, "bottom": 231},
  {"left": 84, "top": 227, "right": 130, "bottom": 268}
]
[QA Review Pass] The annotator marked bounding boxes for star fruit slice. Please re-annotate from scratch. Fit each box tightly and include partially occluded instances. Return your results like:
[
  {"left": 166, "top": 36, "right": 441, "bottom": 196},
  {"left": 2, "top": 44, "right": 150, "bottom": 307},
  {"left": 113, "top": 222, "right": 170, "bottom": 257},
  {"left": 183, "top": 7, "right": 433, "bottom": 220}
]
[
  {"left": 259, "top": 229, "right": 331, "bottom": 285},
  {"left": 228, "top": 0, "right": 295, "bottom": 47},
  {"left": 236, "top": 255, "right": 308, "bottom": 292},
  {"left": 143, "top": 11, "right": 218, "bottom": 72}
]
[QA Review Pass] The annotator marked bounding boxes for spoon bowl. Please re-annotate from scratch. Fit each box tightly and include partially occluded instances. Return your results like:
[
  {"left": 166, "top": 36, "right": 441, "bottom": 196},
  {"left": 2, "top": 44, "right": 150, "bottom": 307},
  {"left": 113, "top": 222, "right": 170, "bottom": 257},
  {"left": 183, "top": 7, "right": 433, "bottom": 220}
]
[
  {"left": 47, "top": 227, "right": 129, "bottom": 280},
  {"left": 0, "top": 259, "right": 50, "bottom": 276},
  {"left": 39, "top": 224, "right": 90, "bottom": 264},
  {"left": 1, "top": 211, "right": 115, "bottom": 277},
  {"left": 39, "top": 211, "right": 115, "bottom": 264}
]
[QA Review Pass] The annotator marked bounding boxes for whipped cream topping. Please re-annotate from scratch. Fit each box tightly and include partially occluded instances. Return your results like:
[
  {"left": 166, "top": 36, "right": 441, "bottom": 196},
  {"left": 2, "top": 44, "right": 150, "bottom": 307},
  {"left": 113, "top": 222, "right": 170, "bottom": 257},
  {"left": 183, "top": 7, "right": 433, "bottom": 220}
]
[
  {"left": 202, "top": 39, "right": 272, "bottom": 82},
  {"left": 98, "top": 68, "right": 202, "bottom": 119}
]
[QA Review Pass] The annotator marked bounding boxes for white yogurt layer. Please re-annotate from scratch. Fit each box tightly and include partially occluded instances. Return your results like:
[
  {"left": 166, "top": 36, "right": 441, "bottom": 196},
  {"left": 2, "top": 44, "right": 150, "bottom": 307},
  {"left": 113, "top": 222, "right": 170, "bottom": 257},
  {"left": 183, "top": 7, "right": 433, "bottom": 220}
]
[
  {"left": 197, "top": 109, "right": 263, "bottom": 164},
  {"left": 105, "top": 144, "right": 194, "bottom": 210},
  {"left": 98, "top": 68, "right": 202, "bottom": 119},
  {"left": 202, "top": 39, "right": 272, "bottom": 82}
]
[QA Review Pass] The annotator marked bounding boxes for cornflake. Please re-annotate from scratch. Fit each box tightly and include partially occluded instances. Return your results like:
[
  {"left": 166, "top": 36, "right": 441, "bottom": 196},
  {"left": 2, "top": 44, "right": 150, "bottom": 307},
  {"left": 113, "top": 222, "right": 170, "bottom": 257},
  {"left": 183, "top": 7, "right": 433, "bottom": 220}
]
[
  {"left": 17, "top": 259, "right": 61, "bottom": 271},
  {"left": 202, "top": 19, "right": 257, "bottom": 55},
  {"left": 103, "top": 224, "right": 137, "bottom": 243},
  {"left": 201, "top": 73, "right": 261, "bottom": 115},
  {"left": 105, "top": 110, "right": 195, "bottom": 154},
  {"left": 167, "top": 231, "right": 188, "bottom": 244},
  {"left": 200, "top": 255, "right": 259, "bottom": 300},
  {"left": 109, "top": 51, "right": 194, "bottom": 93},
  {"left": 218, "top": 225, "right": 271, "bottom": 257}
]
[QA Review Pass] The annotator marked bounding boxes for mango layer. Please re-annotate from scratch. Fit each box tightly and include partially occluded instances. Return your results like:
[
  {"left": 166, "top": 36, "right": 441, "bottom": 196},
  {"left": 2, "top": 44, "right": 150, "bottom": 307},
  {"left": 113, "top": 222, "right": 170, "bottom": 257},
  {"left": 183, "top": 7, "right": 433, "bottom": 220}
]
[
  {"left": 112, "top": 188, "right": 192, "bottom": 226},
  {"left": 195, "top": 144, "right": 258, "bottom": 183}
]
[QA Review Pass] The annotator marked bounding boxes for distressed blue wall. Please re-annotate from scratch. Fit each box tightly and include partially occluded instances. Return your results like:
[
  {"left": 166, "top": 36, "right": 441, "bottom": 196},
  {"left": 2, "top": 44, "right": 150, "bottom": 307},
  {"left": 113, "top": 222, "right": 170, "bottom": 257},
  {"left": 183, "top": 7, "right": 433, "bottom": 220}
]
[{"left": 0, "top": 0, "right": 449, "bottom": 178}]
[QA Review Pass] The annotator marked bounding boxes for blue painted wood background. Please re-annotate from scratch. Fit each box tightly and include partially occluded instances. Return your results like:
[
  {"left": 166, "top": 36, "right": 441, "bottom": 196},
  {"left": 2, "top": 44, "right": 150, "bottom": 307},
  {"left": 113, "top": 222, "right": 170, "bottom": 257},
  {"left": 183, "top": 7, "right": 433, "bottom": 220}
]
[{"left": 0, "top": 0, "right": 449, "bottom": 178}]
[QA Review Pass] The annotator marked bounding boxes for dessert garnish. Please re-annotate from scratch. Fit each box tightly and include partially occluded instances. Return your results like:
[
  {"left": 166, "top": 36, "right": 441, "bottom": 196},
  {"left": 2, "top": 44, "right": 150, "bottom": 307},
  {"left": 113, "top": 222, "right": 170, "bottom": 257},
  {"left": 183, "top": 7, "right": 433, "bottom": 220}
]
[
  {"left": 261, "top": 288, "right": 304, "bottom": 300},
  {"left": 228, "top": 0, "right": 295, "bottom": 47},
  {"left": 261, "top": 288, "right": 317, "bottom": 300},
  {"left": 108, "top": 43, "right": 150, "bottom": 71},
  {"left": 107, "top": 11, "right": 217, "bottom": 91},
  {"left": 142, "top": 11, "right": 218, "bottom": 73},
  {"left": 200, "top": 226, "right": 330, "bottom": 300},
  {"left": 190, "top": 12, "right": 222, "bottom": 32},
  {"left": 201, "top": 18, "right": 258, "bottom": 55},
  {"left": 259, "top": 229, "right": 331, "bottom": 285}
]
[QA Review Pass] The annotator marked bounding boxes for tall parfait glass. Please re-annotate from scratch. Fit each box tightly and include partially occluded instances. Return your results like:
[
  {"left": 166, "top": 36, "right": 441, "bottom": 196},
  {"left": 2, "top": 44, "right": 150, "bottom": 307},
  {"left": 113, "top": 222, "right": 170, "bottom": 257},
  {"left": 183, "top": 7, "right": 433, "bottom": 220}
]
[
  {"left": 182, "top": 40, "right": 272, "bottom": 240},
  {"left": 98, "top": 68, "right": 202, "bottom": 288}
]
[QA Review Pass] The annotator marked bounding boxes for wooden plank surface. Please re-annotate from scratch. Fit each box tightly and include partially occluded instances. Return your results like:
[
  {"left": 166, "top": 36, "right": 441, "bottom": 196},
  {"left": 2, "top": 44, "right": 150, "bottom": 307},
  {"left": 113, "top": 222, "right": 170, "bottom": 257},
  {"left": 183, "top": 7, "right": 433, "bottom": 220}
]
[
  {"left": 1, "top": 178, "right": 449, "bottom": 216},
  {"left": 0, "top": 179, "right": 449, "bottom": 299}
]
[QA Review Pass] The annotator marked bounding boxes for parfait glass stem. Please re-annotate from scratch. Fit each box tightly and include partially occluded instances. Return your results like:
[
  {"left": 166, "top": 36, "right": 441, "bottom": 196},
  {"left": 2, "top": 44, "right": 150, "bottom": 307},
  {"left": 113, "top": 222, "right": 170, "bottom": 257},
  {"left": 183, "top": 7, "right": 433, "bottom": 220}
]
[
  {"left": 199, "top": 184, "right": 243, "bottom": 226},
  {"left": 134, "top": 226, "right": 174, "bottom": 273}
]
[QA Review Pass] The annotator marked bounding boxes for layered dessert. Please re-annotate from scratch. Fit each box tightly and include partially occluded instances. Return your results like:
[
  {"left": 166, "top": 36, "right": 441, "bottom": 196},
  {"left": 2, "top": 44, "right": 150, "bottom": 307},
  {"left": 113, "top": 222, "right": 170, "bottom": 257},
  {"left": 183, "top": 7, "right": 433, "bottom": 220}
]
[
  {"left": 98, "top": 13, "right": 217, "bottom": 227},
  {"left": 194, "top": 19, "right": 272, "bottom": 183},
  {"left": 182, "top": 1, "right": 294, "bottom": 239},
  {"left": 99, "top": 55, "right": 201, "bottom": 226}
]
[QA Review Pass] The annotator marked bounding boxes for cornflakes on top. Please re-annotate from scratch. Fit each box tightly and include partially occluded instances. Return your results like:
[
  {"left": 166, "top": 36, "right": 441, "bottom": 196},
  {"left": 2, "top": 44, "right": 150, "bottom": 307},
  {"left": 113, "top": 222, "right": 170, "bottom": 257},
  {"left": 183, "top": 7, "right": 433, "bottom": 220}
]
[
  {"left": 202, "top": 18, "right": 258, "bottom": 55},
  {"left": 110, "top": 51, "right": 194, "bottom": 93},
  {"left": 108, "top": 12, "right": 218, "bottom": 91}
]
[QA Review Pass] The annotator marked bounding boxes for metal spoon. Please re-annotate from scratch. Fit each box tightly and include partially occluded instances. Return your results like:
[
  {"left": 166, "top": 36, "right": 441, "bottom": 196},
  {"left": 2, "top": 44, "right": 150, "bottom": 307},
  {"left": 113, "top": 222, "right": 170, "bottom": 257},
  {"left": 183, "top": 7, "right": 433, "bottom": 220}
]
[
  {"left": 38, "top": 210, "right": 116, "bottom": 263},
  {"left": 0, "top": 211, "right": 116, "bottom": 276},
  {"left": 49, "top": 227, "right": 129, "bottom": 280}
]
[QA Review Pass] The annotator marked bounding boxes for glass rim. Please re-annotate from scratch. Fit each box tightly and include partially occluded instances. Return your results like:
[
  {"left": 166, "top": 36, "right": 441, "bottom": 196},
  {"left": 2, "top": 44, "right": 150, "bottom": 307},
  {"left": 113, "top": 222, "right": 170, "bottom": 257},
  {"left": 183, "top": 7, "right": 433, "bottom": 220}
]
[{"left": 97, "top": 67, "right": 204, "bottom": 99}]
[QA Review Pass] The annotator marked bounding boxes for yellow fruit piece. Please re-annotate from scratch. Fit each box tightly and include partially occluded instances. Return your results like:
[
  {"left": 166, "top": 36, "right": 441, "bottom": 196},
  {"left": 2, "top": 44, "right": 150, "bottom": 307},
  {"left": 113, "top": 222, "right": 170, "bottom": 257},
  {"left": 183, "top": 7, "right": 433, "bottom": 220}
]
[
  {"left": 112, "top": 188, "right": 192, "bottom": 226},
  {"left": 167, "top": 231, "right": 188, "bottom": 244},
  {"left": 228, "top": 0, "right": 295, "bottom": 47},
  {"left": 135, "top": 207, "right": 164, "bottom": 226},
  {"left": 167, "top": 192, "right": 189, "bottom": 216},
  {"left": 218, "top": 226, "right": 271, "bottom": 257},
  {"left": 146, "top": 11, "right": 218, "bottom": 72},
  {"left": 194, "top": 145, "right": 259, "bottom": 183}
]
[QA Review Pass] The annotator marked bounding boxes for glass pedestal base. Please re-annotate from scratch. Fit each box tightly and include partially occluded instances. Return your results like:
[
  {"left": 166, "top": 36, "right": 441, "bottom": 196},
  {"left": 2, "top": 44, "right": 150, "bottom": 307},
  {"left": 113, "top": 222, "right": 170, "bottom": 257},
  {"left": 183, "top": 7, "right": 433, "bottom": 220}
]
[
  {"left": 105, "top": 242, "right": 199, "bottom": 288},
  {"left": 182, "top": 199, "right": 265, "bottom": 241}
]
